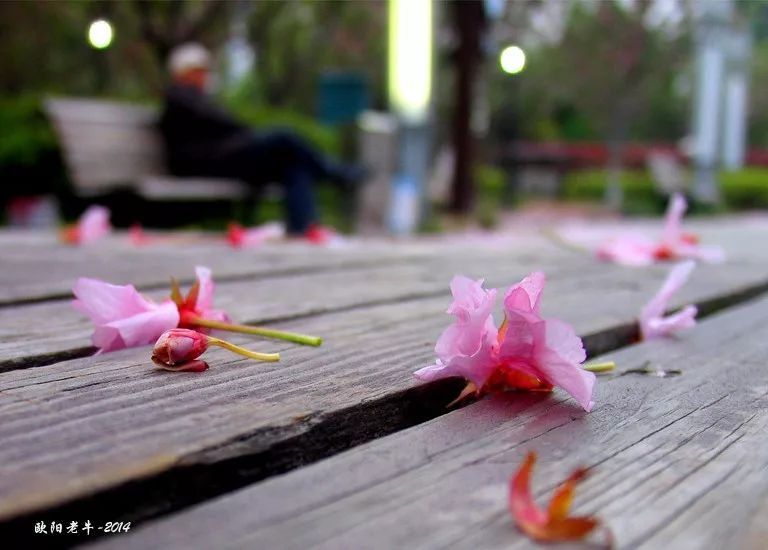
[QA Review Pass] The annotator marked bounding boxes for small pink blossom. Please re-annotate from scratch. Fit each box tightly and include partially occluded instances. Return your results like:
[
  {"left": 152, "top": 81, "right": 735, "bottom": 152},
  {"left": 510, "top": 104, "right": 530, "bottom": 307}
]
[
  {"left": 152, "top": 328, "right": 209, "bottom": 371},
  {"left": 227, "top": 222, "right": 285, "bottom": 248},
  {"left": 640, "top": 261, "right": 698, "bottom": 340},
  {"left": 61, "top": 205, "right": 111, "bottom": 245},
  {"left": 415, "top": 273, "right": 595, "bottom": 411},
  {"left": 596, "top": 193, "right": 724, "bottom": 265},
  {"left": 73, "top": 266, "right": 228, "bottom": 353}
]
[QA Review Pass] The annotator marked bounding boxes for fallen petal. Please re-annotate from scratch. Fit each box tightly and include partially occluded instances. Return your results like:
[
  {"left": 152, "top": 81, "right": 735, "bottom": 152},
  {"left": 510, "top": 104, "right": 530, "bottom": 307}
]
[{"left": 509, "top": 452, "right": 604, "bottom": 543}]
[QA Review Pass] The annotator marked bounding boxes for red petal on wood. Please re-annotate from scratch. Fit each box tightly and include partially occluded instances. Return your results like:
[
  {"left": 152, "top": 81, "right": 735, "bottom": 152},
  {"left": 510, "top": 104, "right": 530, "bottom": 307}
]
[{"left": 509, "top": 452, "right": 604, "bottom": 544}]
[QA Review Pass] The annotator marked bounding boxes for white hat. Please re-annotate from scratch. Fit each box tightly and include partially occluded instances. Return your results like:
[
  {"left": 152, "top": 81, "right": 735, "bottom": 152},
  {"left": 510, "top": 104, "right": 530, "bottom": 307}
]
[{"left": 168, "top": 43, "right": 211, "bottom": 75}]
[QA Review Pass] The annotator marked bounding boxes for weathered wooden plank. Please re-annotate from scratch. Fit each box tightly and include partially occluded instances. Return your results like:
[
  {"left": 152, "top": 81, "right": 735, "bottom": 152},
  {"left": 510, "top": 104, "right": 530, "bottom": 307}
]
[
  {"left": 3, "top": 215, "right": 767, "bottom": 304},
  {"left": 88, "top": 294, "right": 768, "bottom": 550},
  {"left": 0, "top": 240, "right": 587, "bottom": 368},
  {"left": 0, "top": 233, "right": 433, "bottom": 304},
  {"left": 0, "top": 256, "right": 764, "bottom": 537}
]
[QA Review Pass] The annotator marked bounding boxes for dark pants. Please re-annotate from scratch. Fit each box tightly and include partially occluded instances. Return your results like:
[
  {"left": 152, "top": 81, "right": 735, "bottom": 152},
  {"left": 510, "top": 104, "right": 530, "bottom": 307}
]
[{"left": 208, "top": 131, "right": 335, "bottom": 234}]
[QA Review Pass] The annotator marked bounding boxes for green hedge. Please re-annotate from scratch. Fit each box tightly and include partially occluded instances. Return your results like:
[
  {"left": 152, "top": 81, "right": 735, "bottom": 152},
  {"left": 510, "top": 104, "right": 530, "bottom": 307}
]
[
  {"left": 719, "top": 169, "right": 768, "bottom": 209},
  {"left": 0, "top": 95, "right": 65, "bottom": 200},
  {"left": 225, "top": 101, "right": 341, "bottom": 157},
  {"left": 563, "top": 168, "right": 768, "bottom": 213}
]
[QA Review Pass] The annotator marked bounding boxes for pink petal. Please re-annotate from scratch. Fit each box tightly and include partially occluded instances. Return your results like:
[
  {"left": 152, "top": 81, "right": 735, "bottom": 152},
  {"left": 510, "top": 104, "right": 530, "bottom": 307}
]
[
  {"left": 72, "top": 278, "right": 159, "bottom": 324},
  {"left": 417, "top": 328, "right": 499, "bottom": 389},
  {"left": 642, "top": 305, "right": 697, "bottom": 340},
  {"left": 596, "top": 235, "right": 656, "bottom": 266},
  {"left": 662, "top": 193, "right": 687, "bottom": 244},
  {"left": 437, "top": 276, "right": 497, "bottom": 360},
  {"left": 77, "top": 205, "right": 111, "bottom": 244},
  {"left": 413, "top": 359, "right": 459, "bottom": 382},
  {"left": 92, "top": 301, "right": 180, "bottom": 352},
  {"left": 540, "top": 318, "right": 587, "bottom": 365},
  {"left": 503, "top": 272, "right": 546, "bottom": 314},
  {"left": 497, "top": 311, "right": 537, "bottom": 361},
  {"left": 446, "top": 276, "right": 492, "bottom": 318},
  {"left": 640, "top": 261, "right": 696, "bottom": 325},
  {"left": 532, "top": 319, "right": 594, "bottom": 411},
  {"left": 193, "top": 266, "right": 215, "bottom": 313}
]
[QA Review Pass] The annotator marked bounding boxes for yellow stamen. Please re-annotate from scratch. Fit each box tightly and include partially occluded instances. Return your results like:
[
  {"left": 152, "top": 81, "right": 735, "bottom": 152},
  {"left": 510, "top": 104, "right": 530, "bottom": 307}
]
[{"left": 206, "top": 336, "right": 280, "bottom": 362}]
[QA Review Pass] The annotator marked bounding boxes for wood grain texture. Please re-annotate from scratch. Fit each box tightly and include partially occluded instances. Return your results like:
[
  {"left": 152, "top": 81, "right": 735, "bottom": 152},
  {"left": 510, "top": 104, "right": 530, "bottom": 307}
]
[
  {"left": 2, "top": 216, "right": 766, "bottom": 304},
  {"left": 0, "top": 255, "right": 764, "bottom": 532},
  {"left": 90, "top": 294, "right": 768, "bottom": 550},
  {"left": 0, "top": 232, "right": 435, "bottom": 304},
  {"left": 0, "top": 238, "right": 582, "bottom": 367}
]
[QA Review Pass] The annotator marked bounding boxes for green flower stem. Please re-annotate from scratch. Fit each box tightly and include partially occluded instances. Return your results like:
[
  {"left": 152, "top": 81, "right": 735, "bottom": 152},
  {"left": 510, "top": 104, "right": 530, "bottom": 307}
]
[{"left": 191, "top": 316, "right": 322, "bottom": 347}]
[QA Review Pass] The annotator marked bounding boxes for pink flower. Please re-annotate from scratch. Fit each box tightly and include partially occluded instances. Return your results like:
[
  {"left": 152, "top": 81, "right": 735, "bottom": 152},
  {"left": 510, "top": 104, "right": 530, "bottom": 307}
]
[
  {"left": 415, "top": 273, "right": 595, "bottom": 411},
  {"left": 227, "top": 222, "right": 285, "bottom": 248},
  {"left": 72, "top": 279, "right": 179, "bottom": 353},
  {"left": 640, "top": 261, "right": 698, "bottom": 340},
  {"left": 152, "top": 328, "right": 210, "bottom": 372},
  {"left": 73, "top": 266, "right": 228, "bottom": 353},
  {"left": 596, "top": 194, "right": 724, "bottom": 265},
  {"left": 61, "top": 205, "right": 111, "bottom": 245}
]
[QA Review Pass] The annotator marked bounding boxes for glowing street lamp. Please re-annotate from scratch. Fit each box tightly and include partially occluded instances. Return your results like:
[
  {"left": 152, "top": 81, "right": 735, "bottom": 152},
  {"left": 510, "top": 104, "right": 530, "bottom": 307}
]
[
  {"left": 88, "top": 19, "right": 114, "bottom": 50},
  {"left": 500, "top": 45, "right": 526, "bottom": 75},
  {"left": 388, "top": 0, "right": 432, "bottom": 124}
]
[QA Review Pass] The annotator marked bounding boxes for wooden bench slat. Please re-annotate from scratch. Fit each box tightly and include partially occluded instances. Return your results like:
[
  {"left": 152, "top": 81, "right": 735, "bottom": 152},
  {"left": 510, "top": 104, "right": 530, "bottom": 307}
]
[
  {"left": 88, "top": 294, "right": 768, "bottom": 550},
  {"left": 0, "top": 235, "right": 438, "bottom": 304}
]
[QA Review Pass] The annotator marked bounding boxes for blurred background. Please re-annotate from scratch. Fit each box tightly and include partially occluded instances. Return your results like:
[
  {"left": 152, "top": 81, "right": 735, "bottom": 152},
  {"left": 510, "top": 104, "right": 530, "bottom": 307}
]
[{"left": 2, "top": 0, "right": 768, "bottom": 234}]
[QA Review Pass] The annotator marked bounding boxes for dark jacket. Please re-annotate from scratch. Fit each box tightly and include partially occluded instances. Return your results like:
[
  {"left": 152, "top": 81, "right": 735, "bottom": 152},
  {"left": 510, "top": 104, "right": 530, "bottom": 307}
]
[{"left": 158, "top": 84, "right": 252, "bottom": 176}]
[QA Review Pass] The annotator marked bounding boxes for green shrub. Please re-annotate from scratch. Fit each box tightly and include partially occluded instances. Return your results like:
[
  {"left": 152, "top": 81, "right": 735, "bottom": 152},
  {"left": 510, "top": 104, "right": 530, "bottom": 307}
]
[
  {"left": 474, "top": 164, "right": 508, "bottom": 228},
  {"left": 563, "top": 167, "right": 768, "bottom": 213},
  {"left": 562, "top": 169, "right": 665, "bottom": 214},
  {"left": 720, "top": 169, "right": 768, "bottom": 209},
  {"left": 0, "top": 94, "right": 65, "bottom": 200},
  {"left": 224, "top": 100, "right": 341, "bottom": 156}
]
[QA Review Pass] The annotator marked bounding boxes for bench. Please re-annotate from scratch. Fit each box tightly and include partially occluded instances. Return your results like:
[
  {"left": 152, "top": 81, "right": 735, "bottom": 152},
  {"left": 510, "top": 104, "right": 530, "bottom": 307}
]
[{"left": 44, "top": 97, "right": 252, "bottom": 203}]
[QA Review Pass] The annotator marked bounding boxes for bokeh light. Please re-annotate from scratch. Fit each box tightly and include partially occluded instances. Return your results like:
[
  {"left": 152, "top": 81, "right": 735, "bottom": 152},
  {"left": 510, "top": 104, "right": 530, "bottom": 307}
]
[
  {"left": 88, "top": 19, "right": 113, "bottom": 50},
  {"left": 500, "top": 45, "right": 526, "bottom": 75}
]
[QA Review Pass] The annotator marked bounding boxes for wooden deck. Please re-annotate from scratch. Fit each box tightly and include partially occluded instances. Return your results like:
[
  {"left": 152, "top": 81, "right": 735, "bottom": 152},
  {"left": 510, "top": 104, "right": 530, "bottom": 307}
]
[{"left": 1, "top": 219, "right": 767, "bottom": 548}]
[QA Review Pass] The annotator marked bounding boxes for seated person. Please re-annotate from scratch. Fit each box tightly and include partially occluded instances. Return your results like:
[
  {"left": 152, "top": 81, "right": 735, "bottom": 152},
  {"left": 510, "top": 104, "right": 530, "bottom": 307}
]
[{"left": 159, "top": 43, "right": 364, "bottom": 238}]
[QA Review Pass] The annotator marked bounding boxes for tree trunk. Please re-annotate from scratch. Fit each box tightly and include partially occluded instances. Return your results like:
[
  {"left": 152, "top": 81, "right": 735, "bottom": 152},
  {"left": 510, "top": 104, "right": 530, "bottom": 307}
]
[{"left": 449, "top": 0, "right": 484, "bottom": 214}]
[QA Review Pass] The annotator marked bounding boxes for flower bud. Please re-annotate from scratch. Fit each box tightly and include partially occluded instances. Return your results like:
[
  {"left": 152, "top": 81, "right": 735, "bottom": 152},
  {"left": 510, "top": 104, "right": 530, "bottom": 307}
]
[{"left": 152, "top": 328, "right": 209, "bottom": 369}]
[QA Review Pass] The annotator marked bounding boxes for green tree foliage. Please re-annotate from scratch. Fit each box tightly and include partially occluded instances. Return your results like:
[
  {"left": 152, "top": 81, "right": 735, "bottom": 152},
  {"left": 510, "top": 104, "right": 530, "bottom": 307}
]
[
  {"left": 244, "top": 0, "right": 386, "bottom": 113},
  {"left": 490, "top": 0, "right": 690, "bottom": 144}
]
